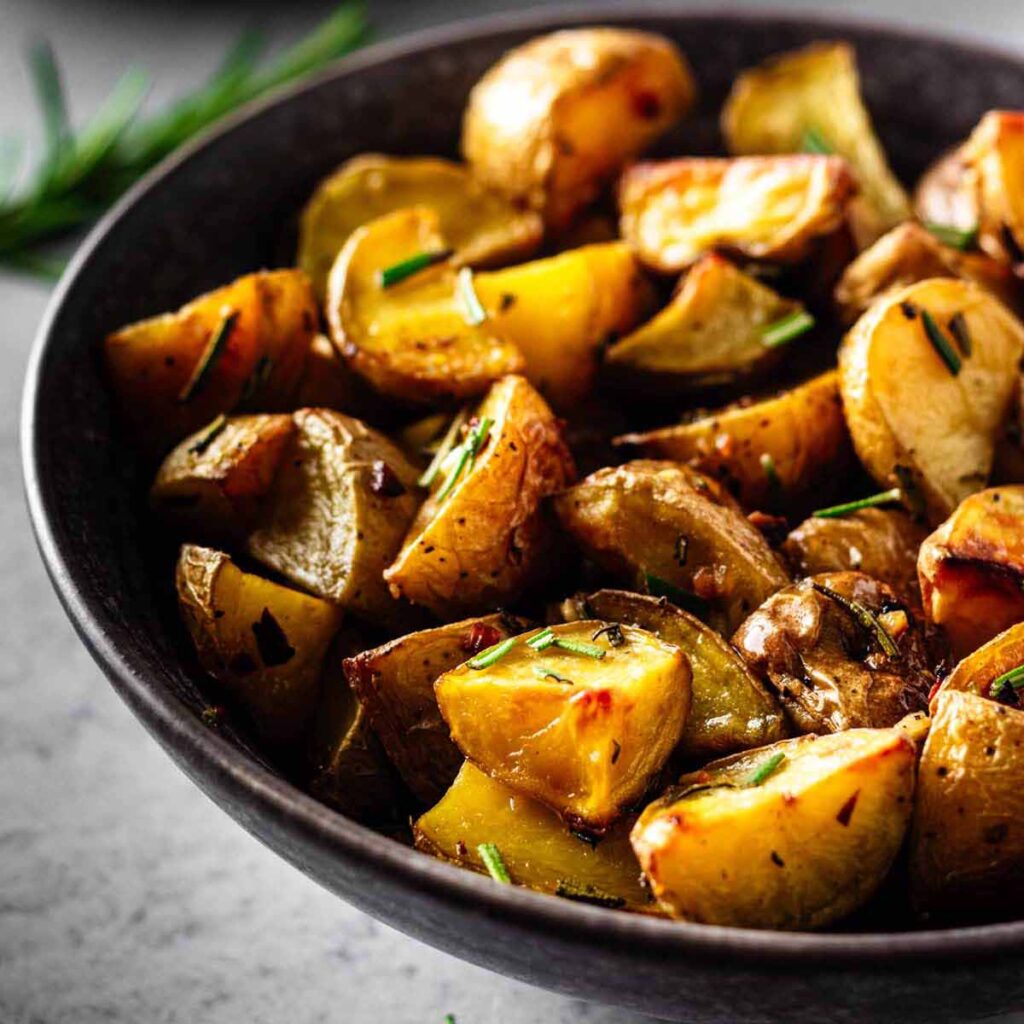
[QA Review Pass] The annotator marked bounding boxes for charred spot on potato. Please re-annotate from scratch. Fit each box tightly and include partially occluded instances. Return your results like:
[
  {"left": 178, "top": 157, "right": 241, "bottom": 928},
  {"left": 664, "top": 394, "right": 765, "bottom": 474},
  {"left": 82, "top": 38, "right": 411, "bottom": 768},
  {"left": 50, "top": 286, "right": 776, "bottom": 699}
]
[
  {"left": 251, "top": 608, "right": 296, "bottom": 667},
  {"left": 836, "top": 790, "right": 860, "bottom": 826}
]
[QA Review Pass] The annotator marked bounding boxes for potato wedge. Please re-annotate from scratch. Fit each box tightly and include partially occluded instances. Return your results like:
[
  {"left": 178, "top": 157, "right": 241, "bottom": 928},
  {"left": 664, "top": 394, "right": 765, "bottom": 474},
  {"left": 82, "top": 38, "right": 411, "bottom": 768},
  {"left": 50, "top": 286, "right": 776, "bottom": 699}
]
[
  {"left": 326, "top": 206, "right": 525, "bottom": 404},
  {"left": 910, "top": 689, "right": 1024, "bottom": 917},
  {"left": 632, "top": 727, "right": 917, "bottom": 928},
  {"left": 722, "top": 42, "right": 910, "bottom": 246},
  {"left": 414, "top": 762, "right": 657, "bottom": 912},
  {"left": 385, "top": 375, "right": 575, "bottom": 618},
  {"left": 298, "top": 154, "right": 543, "bottom": 300},
  {"left": 838, "top": 278, "right": 1024, "bottom": 525},
  {"left": 914, "top": 148, "right": 979, "bottom": 239},
  {"left": 104, "top": 269, "right": 317, "bottom": 457},
  {"left": 732, "top": 571, "right": 935, "bottom": 735},
  {"left": 436, "top": 620, "right": 691, "bottom": 831},
  {"left": 344, "top": 613, "right": 532, "bottom": 805},
  {"left": 604, "top": 254, "right": 803, "bottom": 391},
  {"left": 615, "top": 372, "right": 851, "bottom": 514},
  {"left": 176, "top": 544, "right": 343, "bottom": 744},
  {"left": 937, "top": 621, "right": 1024, "bottom": 709},
  {"left": 918, "top": 486, "right": 1024, "bottom": 656},
  {"left": 151, "top": 413, "right": 295, "bottom": 544},
  {"left": 247, "top": 408, "right": 421, "bottom": 623},
  {"left": 554, "top": 460, "right": 790, "bottom": 633},
  {"left": 573, "top": 590, "right": 786, "bottom": 760},
  {"left": 292, "top": 333, "right": 364, "bottom": 414},
  {"left": 618, "top": 155, "right": 855, "bottom": 273},
  {"left": 462, "top": 28, "right": 695, "bottom": 230}
]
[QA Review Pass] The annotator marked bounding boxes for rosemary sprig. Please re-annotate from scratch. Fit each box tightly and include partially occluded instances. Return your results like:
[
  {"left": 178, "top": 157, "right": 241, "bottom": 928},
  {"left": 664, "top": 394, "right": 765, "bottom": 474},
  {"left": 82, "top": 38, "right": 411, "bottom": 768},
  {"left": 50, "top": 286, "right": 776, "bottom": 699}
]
[
  {"left": 552, "top": 637, "right": 606, "bottom": 660},
  {"left": 378, "top": 247, "right": 452, "bottom": 288},
  {"left": 434, "top": 415, "right": 492, "bottom": 501},
  {"left": 467, "top": 636, "right": 517, "bottom": 670},
  {"left": 526, "top": 627, "right": 555, "bottom": 651},
  {"left": 187, "top": 413, "right": 229, "bottom": 455},
  {"left": 761, "top": 309, "right": 815, "bottom": 348},
  {"left": 989, "top": 665, "right": 1024, "bottom": 702},
  {"left": 477, "top": 842, "right": 511, "bottom": 884},
  {"left": 554, "top": 882, "right": 625, "bottom": 909},
  {"left": 811, "top": 583, "right": 899, "bottom": 658},
  {"left": 417, "top": 408, "right": 469, "bottom": 489},
  {"left": 534, "top": 665, "right": 575, "bottom": 684},
  {"left": 743, "top": 751, "right": 786, "bottom": 787},
  {"left": 920, "top": 309, "right": 962, "bottom": 376},
  {"left": 177, "top": 310, "right": 237, "bottom": 403},
  {"left": 801, "top": 126, "right": 832, "bottom": 154},
  {"left": 947, "top": 311, "right": 972, "bottom": 356},
  {"left": 923, "top": 220, "right": 978, "bottom": 251},
  {"left": 812, "top": 487, "right": 902, "bottom": 519}
]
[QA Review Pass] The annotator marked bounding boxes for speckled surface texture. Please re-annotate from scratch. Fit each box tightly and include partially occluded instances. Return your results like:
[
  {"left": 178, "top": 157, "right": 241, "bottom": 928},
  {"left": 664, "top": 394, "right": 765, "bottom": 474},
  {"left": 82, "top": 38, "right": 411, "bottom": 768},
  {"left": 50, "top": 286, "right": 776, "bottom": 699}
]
[{"left": 6, "top": 1, "right": 1024, "bottom": 1022}]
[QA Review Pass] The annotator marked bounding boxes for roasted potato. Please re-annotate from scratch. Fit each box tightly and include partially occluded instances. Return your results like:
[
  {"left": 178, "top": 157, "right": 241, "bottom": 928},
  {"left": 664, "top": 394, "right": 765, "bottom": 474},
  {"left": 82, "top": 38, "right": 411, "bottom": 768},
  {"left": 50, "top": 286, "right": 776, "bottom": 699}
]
[
  {"left": 721, "top": 42, "right": 910, "bottom": 247},
  {"left": 414, "top": 761, "right": 657, "bottom": 912},
  {"left": 326, "top": 206, "right": 525, "bottom": 404},
  {"left": 604, "top": 253, "right": 805, "bottom": 391},
  {"left": 151, "top": 413, "right": 295, "bottom": 544},
  {"left": 555, "top": 460, "right": 790, "bottom": 633},
  {"left": 632, "top": 726, "right": 917, "bottom": 928},
  {"left": 918, "top": 486, "right": 1024, "bottom": 656},
  {"left": 385, "top": 375, "right": 575, "bottom": 618},
  {"left": 910, "top": 689, "right": 1024, "bottom": 918},
  {"left": 436, "top": 621, "right": 691, "bottom": 831},
  {"left": 572, "top": 589, "right": 786, "bottom": 760},
  {"left": 176, "top": 544, "right": 343, "bottom": 744},
  {"left": 105, "top": 269, "right": 317, "bottom": 458},
  {"left": 615, "top": 372, "right": 851, "bottom": 514},
  {"left": 292, "top": 333, "right": 367, "bottom": 415},
  {"left": 462, "top": 28, "right": 695, "bottom": 230},
  {"left": 298, "top": 154, "right": 543, "bottom": 300},
  {"left": 618, "top": 155, "right": 855, "bottom": 273},
  {"left": 344, "top": 613, "right": 532, "bottom": 805},
  {"left": 732, "top": 572, "right": 935, "bottom": 734},
  {"left": 838, "top": 277, "right": 1024, "bottom": 525},
  {"left": 247, "top": 408, "right": 421, "bottom": 623},
  {"left": 938, "top": 621, "right": 1024, "bottom": 708},
  {"left": 914, "top": 148, "right": 979, "bottom": 238},
  {"left": 783, "top": 507, "right": 928, "bottom": 607}
]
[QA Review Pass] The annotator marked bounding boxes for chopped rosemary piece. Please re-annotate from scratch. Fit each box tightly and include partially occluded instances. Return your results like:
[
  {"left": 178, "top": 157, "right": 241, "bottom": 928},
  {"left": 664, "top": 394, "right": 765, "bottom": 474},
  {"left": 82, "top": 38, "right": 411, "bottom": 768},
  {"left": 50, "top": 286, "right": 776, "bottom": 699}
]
[
  {"left": 801, "top": 126, "right": 832, "bottom": 154},
  {"left": 811, "top": 583, "right": 899, "bottom": 658},
  {"left": 591, "top": 622, "right": 625, "bottom": 647},
  {"left": 378, "top": 247, "right": 452, "bottom": 288},
  {"left": 477, "top": 842, "right": 511, "bottom": 883},
  {"left": 418, "top": 408, "right": 469, "bottom": 488},
  {"left": 989, "top": 665, "right": 1024, "bottom": 701},
  {"left": 644, "top": 572, "right": 709, "bottom": 619},
  {"left": 534, "top": 664, "right": 574, "bottom": 684},
  {"left": 456, "top": 266, "right": 486, "bottom": 325},
  {"left": 760, "top": 309, "right": 815, "bottom": 348},
  {"left": 555, "top": 881, "right": 625, "bottom": 908},
  {"left": 177, "top": 310, "right": 237, "bottom": 403},
  {"left": 948, "top": 311, "right": 972, "bottom": 356},
  {"left": 920, "top": 309, "right": 962, "bottom": 376},
  {"left": 443, "top": 1015, "right": 456, "bottom": 1024},
  {"left": 467, "top": 636, "right": 517, "bottom": 670},
  {"left": 526, "top": 627, "right": 556, "bottom": 651},
  {"left": 553, "top": 637, "right": 606, "bottom": 660},
  {"left": 434, "top": 416, "right": 493, "bottom": 501},
  {"left": 923, "top": 221, "right": 978, "bottom": 251},
  {"left": 239, "top": 353, "right": 273, "bottom": 403},
  {"left": 187, "top": 413, "right": 228, "bottom": 455},
  {"left": 812, "top": 487, "right": 902, "bottom": 518},
  {"left": 744, "top": 751, "right": 786, "bottom": 787},
  {"left": 760, "top": 452, "right": 780, "bottom": 488}
]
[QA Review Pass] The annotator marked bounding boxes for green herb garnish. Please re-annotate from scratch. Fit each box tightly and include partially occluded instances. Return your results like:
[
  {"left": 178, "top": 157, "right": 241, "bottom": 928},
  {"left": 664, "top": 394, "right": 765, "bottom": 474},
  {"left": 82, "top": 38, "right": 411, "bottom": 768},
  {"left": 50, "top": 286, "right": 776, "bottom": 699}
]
[
  {"left": 760, "top": 309, "right": 815, "bottom": 348},
  {"left": 552, "top": 637, "right": 606, "bottom": 660},
  {"left": 920, "top": 309, "right": 962, "bottom": 376},
  {"left": 644, "top": 572, "right": 709, "bottom": 619},
  {"left": 456, "top": 266, "right": 486, "bottom": 326},
  {"left": 378, "top": 247, "right": 452, "bottom": 288},
  {"left": 744, "top": 751, "right": 786, "bottom": 787},
  {"left": 801, "top": 126, "right": 832, "bottom": 154},
  {"left": 177, "top": 310, "right": 237, "bottom": 403},
  {"left": 239, "top": 354, "right": 273, "bottom": 403},
  {"left": 477, "top": 842, "right": 511, "bottom": 884},
  {"left": 418, "top": 408, "right": 469, "bottom": 489},
  {"left": 760, "top": 452, "right": 781, "bottom": 489},
  {"left": 923, "top": 221, "right": 978, "bottom": 251},
  {"left": 526, "top": 627, "right": 555, "bottom": 651},
  {"left": 811, "top": 583, "right": 899, "bottom": 658},
  {"left": 534, "top": 665, "right": 574, "bottom": 684},
  {"left": 554, "top": 881, "right": 625, "bottom": 908},
  {"left": 443, "top": 1016, "right": 456, "bottom": 1024},
  {"left": 812, "top": 487, "right": 902, "bottom": 519},
  {"left": 434, "top": 416, "right": 493, "bottom": 501},
  {"left": 948, "top": 311, "right": 973, "bottom": 356},
  {"left": 187, "top": 413, "right": 229, "bottom": 455},
  {"left": 989, "top": 665, "right": 1024, "bottom": 701},
  {"left": 467, "top": 636, "right": 517, "bottom": 670}
]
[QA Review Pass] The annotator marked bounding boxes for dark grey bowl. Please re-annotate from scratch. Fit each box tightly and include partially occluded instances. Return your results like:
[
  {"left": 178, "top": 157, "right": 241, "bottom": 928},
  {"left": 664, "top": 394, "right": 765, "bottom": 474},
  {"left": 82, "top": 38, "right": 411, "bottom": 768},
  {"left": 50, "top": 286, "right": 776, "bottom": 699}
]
[{"left": 22, "top": 7, "right": 1024, "bottom": 1022}]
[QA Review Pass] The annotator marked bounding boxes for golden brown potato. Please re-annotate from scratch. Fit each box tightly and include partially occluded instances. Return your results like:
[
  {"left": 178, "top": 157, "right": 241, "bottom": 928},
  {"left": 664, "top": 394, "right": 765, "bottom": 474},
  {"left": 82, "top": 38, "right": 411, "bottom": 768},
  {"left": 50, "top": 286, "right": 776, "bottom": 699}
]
[
  {"left": 914, "top": 148, "right": 979, "bottom": 238},
  {"left": 292, "top": 333, "right": 367, "bottom": 415},
  {"left": 783, "top": 507, "right": 928, "bottom": 607},
  {"left": 615, "top": 372, "right": 852, "bottom": 514},
  {"left": 918, "top": 486, "right": 1024, "bottom": 656},
  {"left": 176, "top": 544, "right": 343, "bottom": 744},
  {"left": 435, "top": 620, "right": 691, "bottom": 831},
  {"left": 151, "top": 414, "right": 295, "bottom": 544},
  {"left": 554, "top": 460, "right": 790, "bottom": 633},
  {"left": 838, "top": 278, "right": 1024, "bottom": 525},
  {"left": 573, "top": 589, "right": 786, "bottom": 760},
  {"left": 910, "top": 689, "right": 1024, "bottom": 918},
  {"left": 414, "top": 762, "right": 657, "bottom": 912},
  {"left": 462, "top": 28, "right": 695, "bottom": 230},
  {"left": 298, "top": 154, "right": 543, "bottom": 300},
  {"left": 247, "top": 408, "right": 421, "bottom": 623},
  {"left": 385, "top": 375, "right": 575, "bottom": 618},
  {"left": 604, "top": 253, "right": 805, "bottom": 391},
  {"left": 105, "top": 269, "right": 317, "bottom": 458},
  {"left": 732, "top": 572, "right": 935, "bottom": 735},
  {"left": 618, "top": 155, "right": 855, "bottom": 273},
  {"left": 937, "top": 621, "right": 1024, "bottom": 708},
  {"left": 344, "top": 613, "right": 532, "bottom": 805},
  {"left": 632, "top": 726, "right": 917, "bottom": 928},
  {"left": 326, "top": 206, "right": 525, "bottom": 404}
]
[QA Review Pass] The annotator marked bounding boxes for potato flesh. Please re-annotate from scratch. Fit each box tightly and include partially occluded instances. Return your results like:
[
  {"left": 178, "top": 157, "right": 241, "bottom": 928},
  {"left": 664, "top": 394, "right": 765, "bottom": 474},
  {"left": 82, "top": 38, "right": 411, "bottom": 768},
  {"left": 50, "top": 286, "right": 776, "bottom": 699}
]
[
  {"left": 327, "top": 206, "right": 524, "bottom": 403},
  {"left": 298, "top": 154, "right": 542, "bottom": 300},
  {"left": 619, "top": 155, "right": 854, "bottom": 273},
  {"left": 435, "top": 621, "right": 691, "bottom": 830},
  {"left": 838, "top": 278, "right": 1024, "bottom": 525},
  {"left": 385, "top": 375, "right": 575, "bottom": 618},
  {"left": 910, "top": 690, "right": 1024, "bottom": 916},
  {"left": 414, "top": 762, "right": 657, "bottom": 912},
  {"left": 632, "top": 728, "right": 916, "bottom": 928}
]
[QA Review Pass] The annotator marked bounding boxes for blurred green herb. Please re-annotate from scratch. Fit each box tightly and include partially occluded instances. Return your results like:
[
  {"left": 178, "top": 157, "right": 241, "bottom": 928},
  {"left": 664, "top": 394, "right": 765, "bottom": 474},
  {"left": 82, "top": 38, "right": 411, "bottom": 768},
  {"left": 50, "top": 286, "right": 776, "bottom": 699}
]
[{"left": 0, "top": 2, "right": 368, "bottom": 276}]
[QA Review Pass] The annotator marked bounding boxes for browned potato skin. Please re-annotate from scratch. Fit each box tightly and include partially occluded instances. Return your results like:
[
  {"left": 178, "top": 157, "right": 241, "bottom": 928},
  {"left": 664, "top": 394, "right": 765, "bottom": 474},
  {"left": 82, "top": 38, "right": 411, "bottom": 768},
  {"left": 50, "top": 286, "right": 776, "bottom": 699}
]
[
  {"left": 151, "top": 414, "right": 295, "bottom": 544},
  {"left": 783, "top": 507, "right": 928, "bottom": 608},
  {"left": 105, "top": 269, "right": 317, "bottom": 457},
  {"left": 914, "top": 148, "right": 979, "bottom": 237},
  {"left": 462, "top": 28, "right": 695, "bottom": 230},
  {"left": 732, "top": 571, "right": 935, "bottom": 735},
  {"left": 918, "top": 486, "right": 1024, "bottom": 657},
  {"left": 938, "top": 621, "right": 1024, "bottom": 709},
  {"left": 554, "top": 460, "right": 790, "bottom": 634},
  {"left": 344, "top": 612, "right": 532, "bottom": 805},
  {"left": 385, "top": 375, "right": 575, "bottom": 618},
  {"left": 910, "top": 689, "right": 1024, "bottom": 918}
]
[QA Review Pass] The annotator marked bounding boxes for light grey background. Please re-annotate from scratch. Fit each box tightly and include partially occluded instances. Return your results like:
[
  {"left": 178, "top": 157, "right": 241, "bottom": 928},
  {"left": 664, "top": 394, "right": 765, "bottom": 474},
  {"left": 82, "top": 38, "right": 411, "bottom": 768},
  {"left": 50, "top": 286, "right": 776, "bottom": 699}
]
[{"left": 2, "top": 2, "right": 1024, "bottom": 1022}]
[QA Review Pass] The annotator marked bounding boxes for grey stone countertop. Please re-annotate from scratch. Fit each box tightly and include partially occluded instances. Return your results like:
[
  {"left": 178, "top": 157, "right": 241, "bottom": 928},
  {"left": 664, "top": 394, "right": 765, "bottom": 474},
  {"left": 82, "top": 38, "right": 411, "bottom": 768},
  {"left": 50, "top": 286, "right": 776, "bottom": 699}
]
[{"left": 2, "top": 1, "right": 1024, "bottom": 1021}]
